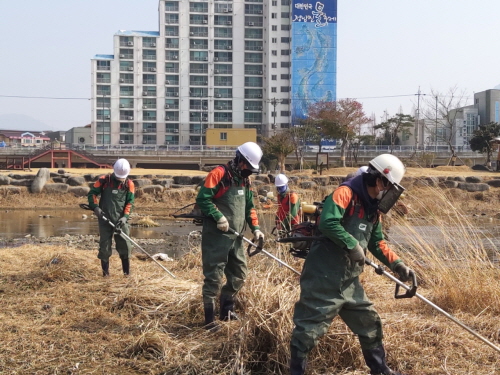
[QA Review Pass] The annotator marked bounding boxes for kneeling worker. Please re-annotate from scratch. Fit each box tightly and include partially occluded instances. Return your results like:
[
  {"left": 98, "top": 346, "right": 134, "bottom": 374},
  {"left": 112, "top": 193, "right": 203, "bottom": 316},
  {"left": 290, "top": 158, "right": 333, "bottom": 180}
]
[{"left": 88, "top": 158, "right": 135, "bottom": 277}]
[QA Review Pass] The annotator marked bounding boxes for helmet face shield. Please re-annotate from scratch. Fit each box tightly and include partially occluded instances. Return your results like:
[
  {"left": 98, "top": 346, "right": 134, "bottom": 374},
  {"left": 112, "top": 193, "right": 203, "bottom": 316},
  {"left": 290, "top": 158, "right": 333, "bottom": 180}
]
[{"left": 378, "top": 182, "right": 405, "bottom": 214}]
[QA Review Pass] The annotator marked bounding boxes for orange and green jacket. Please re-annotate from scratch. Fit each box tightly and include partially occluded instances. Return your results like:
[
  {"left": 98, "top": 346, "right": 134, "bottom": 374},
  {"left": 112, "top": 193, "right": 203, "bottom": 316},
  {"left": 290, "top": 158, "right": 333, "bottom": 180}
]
[{"left": 196, "top": 165, "right": 260, "bottom": 231}]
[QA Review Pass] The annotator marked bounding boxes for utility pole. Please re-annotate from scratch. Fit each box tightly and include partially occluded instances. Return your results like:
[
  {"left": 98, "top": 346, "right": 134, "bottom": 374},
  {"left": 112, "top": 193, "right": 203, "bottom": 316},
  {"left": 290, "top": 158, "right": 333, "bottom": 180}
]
[
  {"left": 268, "top": 97, "right": 282, "bottom": 136},
  {"left": 415, "top": 87, "right": 426, "bottom": 151},
  {"left": 435, "top": 95, "right": 438, "bottom": 152}
]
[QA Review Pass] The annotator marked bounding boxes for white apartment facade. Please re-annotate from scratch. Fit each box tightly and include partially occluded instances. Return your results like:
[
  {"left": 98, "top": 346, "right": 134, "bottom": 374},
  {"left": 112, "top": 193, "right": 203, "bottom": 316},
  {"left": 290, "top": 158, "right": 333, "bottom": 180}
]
[{"left": 90, "top": 0, "right": 337, "bottom": 146}]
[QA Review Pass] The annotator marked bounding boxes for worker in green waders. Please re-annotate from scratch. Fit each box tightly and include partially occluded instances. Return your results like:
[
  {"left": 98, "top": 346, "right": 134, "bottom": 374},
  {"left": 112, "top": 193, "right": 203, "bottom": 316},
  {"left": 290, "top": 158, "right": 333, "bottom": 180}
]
[
  {"left": 88, "top": 158, "right": 135, "bottom": 277},
  {"left": 196, "top": 142, "right": 264, "bottom": 330},
  {"left": 289, "top": 154, "right": 414, "bottom": 375}
]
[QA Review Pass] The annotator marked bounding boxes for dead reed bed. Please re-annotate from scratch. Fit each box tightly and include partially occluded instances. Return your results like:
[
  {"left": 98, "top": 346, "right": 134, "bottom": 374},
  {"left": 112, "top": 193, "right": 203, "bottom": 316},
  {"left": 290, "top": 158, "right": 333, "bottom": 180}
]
[{"left": 1, "top": 182, "right": 500, "bottom": 374}]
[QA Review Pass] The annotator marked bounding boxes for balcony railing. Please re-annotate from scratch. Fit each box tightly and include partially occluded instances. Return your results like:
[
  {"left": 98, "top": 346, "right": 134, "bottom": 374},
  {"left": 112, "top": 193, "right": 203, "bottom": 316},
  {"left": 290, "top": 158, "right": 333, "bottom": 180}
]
[{"left": 96, "top": 78, "right": 111, "bottom": 83}]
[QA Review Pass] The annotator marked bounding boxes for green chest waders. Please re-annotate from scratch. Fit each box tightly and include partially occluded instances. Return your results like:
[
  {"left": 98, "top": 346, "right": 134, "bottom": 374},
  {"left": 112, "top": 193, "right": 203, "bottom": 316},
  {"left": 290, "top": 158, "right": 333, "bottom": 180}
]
[
  {"left": 291, "top": 201, "right": 385, "bottom": 357},
  {"left": 97, "top": 185, "right": 131, "bottom": 260},
  {"left": 201, "top": 184, "right": 247, "bottom": 304}
]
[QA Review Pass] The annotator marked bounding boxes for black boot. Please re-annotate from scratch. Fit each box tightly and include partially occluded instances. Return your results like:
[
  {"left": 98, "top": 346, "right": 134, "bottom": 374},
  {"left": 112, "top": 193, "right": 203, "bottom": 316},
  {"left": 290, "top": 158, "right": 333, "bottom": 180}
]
[
  {"left": 219, "top": 294, "right": 239, "bottom": 321},
  {"left": 362, "top": 345, "right": 405, "bottom": 375},
  {"left": 101, "top": 259, "right": 110, "bottom": 277},
  {"left": 121, "top": 258, "right": 130, "bottom": 276},
  {"left": 290, "top": 347, "right": 307, "bottom": 375},
  {"left": 203, "top": 302, "right": 219, "bottom": 331}
]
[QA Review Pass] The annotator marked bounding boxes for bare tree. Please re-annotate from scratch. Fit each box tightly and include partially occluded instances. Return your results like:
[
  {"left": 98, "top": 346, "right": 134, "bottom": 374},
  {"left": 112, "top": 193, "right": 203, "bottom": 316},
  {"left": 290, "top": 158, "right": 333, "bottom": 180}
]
[
  {"left": 308, "top": 99, "right": 370, "bottom": 167},
  {"left": 422, "top": 86, "right": 469, "bottom": 165}
]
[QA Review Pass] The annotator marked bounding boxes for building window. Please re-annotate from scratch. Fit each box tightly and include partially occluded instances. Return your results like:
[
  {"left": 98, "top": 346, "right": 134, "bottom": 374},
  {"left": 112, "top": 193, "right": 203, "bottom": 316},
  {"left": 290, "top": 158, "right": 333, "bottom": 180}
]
[
  {"left": 271, "top": 75, "right": 277, "bottom": 80},
  {"left": 281, "top": 111, "right": 290, "bottom": 116},
  {"left": 271, "top": 13, "right": 277, "bottom": 19},
  {"left": 280, "top": 74, "right": 290, "bottom": 80},
  {"left": 281, "top": 25, "right": 290, "bottom": 31},
  {"left": 272, "top": 62, "right": 277, "bottom": 68},
  {"left": 282, "top": 0, "right": 291, "bottom": 5},
  {"left": 272, "top": 38, "right": 277, "bottom": 43},
  {"left": 271, "top": 87, "right": 277, "bottom": 93},
  {"left": 272, "top": 25, "right": 278, "bottom": 31},
  {"left": 272, "top": 50, "right": 277, "bottom": 56},
  {"left": 280, "top": 86, "right": 290, "bottom": 93},
  {"left": 220, "top": 132, "right": 227, "bottom": 141},
  {"left": 281, "top": 37, "right": 290, "bottom": 43},
  {"left": 281, "top": 12, "right": 289, "bottom": 18},
  {"left": 272, "top": 1, "right": 278, "bottom": 5},
  {"left": 281, "top": 50, "right": 290, "bottom": 56},
  {"left": 281, "top": 62, "right": 290, "bottom": 68}
]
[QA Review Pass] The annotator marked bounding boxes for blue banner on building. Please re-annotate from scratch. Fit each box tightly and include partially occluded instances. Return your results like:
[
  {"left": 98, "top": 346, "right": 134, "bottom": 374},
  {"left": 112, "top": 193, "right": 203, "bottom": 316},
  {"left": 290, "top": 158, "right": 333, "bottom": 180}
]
[{"left": 291, "top": 1, "right": 337, "bottom": 125}]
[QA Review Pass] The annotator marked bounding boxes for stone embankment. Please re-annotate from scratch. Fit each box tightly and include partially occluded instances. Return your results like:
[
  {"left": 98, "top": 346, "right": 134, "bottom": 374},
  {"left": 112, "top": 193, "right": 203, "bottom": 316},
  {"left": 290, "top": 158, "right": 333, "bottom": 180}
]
[{"left": 0, "top": 168, "right": 499, "bottom": 197}]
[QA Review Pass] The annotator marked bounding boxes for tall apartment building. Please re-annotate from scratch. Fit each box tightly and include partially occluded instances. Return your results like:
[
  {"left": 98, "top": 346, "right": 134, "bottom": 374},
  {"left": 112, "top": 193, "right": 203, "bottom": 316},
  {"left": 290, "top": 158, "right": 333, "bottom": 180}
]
[{"left": 91, "top": 0, "right": 337, "bottom": 146}]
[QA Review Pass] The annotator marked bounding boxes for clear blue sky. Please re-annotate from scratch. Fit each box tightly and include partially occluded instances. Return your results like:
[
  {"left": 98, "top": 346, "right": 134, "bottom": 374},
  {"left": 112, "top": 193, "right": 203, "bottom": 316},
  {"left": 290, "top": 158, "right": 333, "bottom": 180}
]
[{"left": 1, "top": 0, "right": 499, "bottom": 131}]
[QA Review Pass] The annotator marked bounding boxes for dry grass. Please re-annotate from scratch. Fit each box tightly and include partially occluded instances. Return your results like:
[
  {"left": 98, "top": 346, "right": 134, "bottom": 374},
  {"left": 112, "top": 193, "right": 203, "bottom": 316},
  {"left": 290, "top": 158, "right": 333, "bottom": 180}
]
[{"left": 1, "top": 197, "right": 500, "bottom": 374}]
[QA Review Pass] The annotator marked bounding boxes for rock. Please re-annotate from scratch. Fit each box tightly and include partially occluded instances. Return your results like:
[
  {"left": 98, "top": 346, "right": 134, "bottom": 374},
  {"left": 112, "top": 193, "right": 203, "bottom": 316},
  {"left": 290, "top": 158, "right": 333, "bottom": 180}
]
[
  {"left": 171, "top": 184, "right": 197, "bottom": 189},
  {"left": 173, "top": 176, "right": 193, "bottom": 185},
  {"left": 58, "top": 169, "right": 66, "bottom": 174},
  {"left": 454, "top": 176, "right": 466, "bottom": 182},
  {"left": 142, "top": 185, "right": 165, "bottom": 194},
  {"left": 52, "top": 177, "right": 67, "bottom": 183},
  {"left": 288, "top": 176, "right": 300, "bottom": 184},
  {"left": 67, "top": 176, "right": 86, "bottom": 186},
  {"left": 487, "top": 179, "right": 500, "bottom": 188},
  {"left": 0, "top": 175, "right": 10, "bottom": 185},
  {"left": 465, "top": 176, "right": 483, "bottom": 183},
  {"left": 440, "top": 180, "right": 459, "bottom": 188},
  {"left": 43, "top": 183, "right": 69, "bottom": 194},
  {"left": 471, "top": 164, "right": 490, "bottom": 171},
  {"left": 68, "top": 186, "right": 90, "bottom": 197},
  {"left": 31, "top": 168, "right": 51, "bottom": 193},
  {"left": 457, "top": 182, "right": 490, "bottom": 192},
  {"left": 132, "top": 179, "right": 152, "bottom": 188},
  {"left": 152, "top": 178, "right": 174, "bottom": 188},
  {"left": 83, "top": 174, "right": 100, "bottom": 182},
  {"left": 11, "top": 179, "right": 33, "bottom": 187}
]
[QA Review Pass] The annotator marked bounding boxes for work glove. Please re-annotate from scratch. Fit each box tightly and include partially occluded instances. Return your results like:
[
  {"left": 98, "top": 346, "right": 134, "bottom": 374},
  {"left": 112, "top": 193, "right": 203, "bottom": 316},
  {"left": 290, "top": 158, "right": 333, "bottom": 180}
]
[
  {"left": 217, "top": 216, "right": 229, "bottom": 232},
  {"left": 252, "top": 229, "right": 264, "bottom": 243},
  {"left": 393, "top": 262, "right": 413, "bottom": 282},
  {"left": 348, "top": 243, "right": 366, "bottom": 266},
  {"left": 93, "top": 207, "right": 103, "bottom": 219},
  {"left": 115, "top": 216, "right": 127, "bottom": 229}
]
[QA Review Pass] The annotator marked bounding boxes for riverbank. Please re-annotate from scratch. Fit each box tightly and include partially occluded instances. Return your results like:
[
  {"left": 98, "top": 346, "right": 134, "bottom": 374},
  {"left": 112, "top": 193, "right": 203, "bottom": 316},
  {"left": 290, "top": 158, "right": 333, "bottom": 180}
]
[{"left": 1, "top": 166, "right": 500, "bottom": 374}]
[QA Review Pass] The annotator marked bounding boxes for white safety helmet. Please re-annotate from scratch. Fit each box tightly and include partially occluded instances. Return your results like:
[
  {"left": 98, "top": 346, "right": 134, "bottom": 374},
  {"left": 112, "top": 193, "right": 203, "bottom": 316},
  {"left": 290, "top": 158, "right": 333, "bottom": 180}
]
[
  {"left": 113, "top": 158, "right": 131, "bottom": 179},
  {"left": 368, "top": 154, "right": 405, "bottom": 185},
  {"left": 275, "top": 173, "right": 289, "bottom": 187},
  {"left": 237, "top": 142, "right": 263, "bottom": 170}
]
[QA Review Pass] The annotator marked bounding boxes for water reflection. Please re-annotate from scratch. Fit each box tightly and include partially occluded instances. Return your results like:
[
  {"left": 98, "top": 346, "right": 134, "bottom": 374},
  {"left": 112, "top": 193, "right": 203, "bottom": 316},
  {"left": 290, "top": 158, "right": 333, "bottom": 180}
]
[{"left": 0, "top": 208, "right": 200, "bottom": 239}]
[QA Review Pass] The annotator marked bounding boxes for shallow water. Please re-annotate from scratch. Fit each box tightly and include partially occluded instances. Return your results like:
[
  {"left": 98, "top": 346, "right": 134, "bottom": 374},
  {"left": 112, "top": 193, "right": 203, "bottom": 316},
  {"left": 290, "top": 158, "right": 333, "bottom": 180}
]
[{"left": 0, "top": 208, "right": 200, "bottom": 240}]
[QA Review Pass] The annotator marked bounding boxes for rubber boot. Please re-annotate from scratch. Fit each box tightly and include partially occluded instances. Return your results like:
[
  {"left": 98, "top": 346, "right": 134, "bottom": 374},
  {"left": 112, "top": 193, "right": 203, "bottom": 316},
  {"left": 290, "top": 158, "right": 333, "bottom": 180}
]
[
  {"left": 121, "top": 258, "right": 130, "bottom": 276},
  {"left": 362, "top": 345, "right": 405, "bottom": 375},
  {"left": 290, "top": 347, "right": 307, "bottom": 375},
  {"left": 219, "top": 294, "right": 239, "bottom": 321},
  {"left": 101, "top": 259, "right": 110, "bottom": 277},
  {"left": 203, "top": 302, "right": 219, "bottom": 332}
]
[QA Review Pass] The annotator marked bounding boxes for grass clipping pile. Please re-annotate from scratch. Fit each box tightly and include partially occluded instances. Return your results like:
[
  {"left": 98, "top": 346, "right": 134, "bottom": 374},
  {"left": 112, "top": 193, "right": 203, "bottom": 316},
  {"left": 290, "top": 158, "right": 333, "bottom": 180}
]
[{"left": 1, "top": 237, "right": 499, "bottom": 374}]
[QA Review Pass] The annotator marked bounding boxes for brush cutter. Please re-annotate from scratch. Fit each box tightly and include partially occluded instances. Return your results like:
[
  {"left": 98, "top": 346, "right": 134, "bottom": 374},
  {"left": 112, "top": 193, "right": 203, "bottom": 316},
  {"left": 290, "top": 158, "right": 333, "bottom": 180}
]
[
  {"left": 171, "top": 210, "right": 301, "bottom": 275},
  {"left": 80, "top": 204, "right": 176, "bottom": 279},
  {"left": 365, "top": 258, "right": 500, "bottom": 354},
  {"left": 227, "top": 227, "right": 301, "bottom": 276}
]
